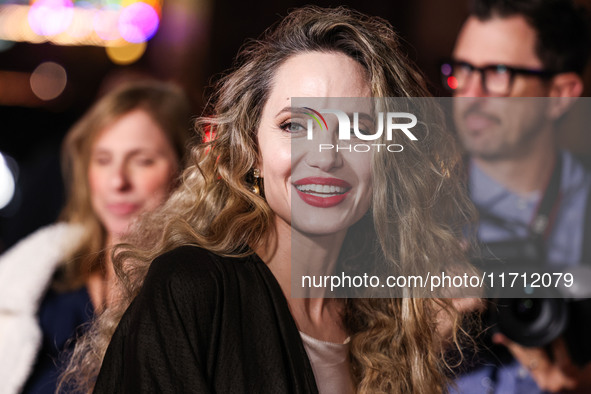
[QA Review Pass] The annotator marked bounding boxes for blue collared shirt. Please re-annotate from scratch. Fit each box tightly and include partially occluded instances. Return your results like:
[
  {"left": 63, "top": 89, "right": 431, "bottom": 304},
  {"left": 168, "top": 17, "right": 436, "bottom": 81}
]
[{"left": 452, "top": 151, "right": 591, "bottom": 394}]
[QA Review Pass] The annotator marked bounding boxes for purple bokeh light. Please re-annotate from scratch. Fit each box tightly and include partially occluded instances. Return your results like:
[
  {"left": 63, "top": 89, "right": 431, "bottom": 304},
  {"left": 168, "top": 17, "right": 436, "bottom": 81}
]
[
  {"left": 118, "top": 2, "right": 159, "bottom": 44},
  {"left": 28, "top": 0, "right": 74, "bottom": 36}
]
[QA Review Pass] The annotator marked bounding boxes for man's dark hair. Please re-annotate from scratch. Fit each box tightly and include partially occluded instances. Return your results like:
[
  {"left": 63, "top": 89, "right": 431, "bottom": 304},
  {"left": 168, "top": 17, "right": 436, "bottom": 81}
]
[{"left": 471, "top": 0, "right": 590, "bottom": 74}]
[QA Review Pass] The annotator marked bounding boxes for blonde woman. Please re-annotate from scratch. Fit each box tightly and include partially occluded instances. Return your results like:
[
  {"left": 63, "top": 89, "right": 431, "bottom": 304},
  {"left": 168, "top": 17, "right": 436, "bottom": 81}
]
[
  {"left": 66, "top": 7, "right": 474, "bottom": 394},
  {"left": 0, "top": 81, "right": 191, "bottom": 394}
]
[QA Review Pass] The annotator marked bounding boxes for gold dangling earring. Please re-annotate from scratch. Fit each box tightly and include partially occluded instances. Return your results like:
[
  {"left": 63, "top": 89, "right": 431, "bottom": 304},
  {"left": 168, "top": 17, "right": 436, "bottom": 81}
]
[{"left": 252, "top": 168, "right": 261, "bottom": 195}]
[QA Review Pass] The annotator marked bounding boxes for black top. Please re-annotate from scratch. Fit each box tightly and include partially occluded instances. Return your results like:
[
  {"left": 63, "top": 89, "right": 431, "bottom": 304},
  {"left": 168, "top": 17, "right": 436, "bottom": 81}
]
[
  {"left": 24, "top": 286, "right": 93, "bottom": 394},
  {"left": 94, "top": 246, "right": 319, "bottom": 393}
]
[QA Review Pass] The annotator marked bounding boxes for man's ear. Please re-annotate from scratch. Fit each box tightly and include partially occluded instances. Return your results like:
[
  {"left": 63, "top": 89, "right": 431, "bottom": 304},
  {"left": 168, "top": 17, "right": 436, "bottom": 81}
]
[
  {"left": 550, "top": 72, "right": 583, "bottom": 97},
  {"left": 547, "top": 72, "right": 583, "bottom": 119}
]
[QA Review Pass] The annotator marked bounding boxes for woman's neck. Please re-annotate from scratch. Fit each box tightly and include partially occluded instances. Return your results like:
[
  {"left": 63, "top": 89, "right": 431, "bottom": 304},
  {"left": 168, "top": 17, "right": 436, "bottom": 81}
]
[
  {"left": 256, "top": 216, "right": 349, "bottom": 342},
  {"left": 86, "top": 233, "right": 119, "bottom": 313}
]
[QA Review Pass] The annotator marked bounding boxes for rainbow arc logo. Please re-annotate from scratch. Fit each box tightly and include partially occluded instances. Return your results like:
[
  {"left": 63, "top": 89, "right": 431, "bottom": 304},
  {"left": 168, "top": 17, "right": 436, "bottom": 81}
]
[{"left": 303, "top": 107, "right": 328, "bottom": 130}]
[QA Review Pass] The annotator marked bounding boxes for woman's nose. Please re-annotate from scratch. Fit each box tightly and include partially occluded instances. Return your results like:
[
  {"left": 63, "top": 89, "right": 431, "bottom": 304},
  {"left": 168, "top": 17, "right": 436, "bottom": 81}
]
[
  {"left": 304, "top": 123, "right": 343, "bottom": 171},
  {"left": 110, "top": 163, "right": 131, "bottom": 191}
]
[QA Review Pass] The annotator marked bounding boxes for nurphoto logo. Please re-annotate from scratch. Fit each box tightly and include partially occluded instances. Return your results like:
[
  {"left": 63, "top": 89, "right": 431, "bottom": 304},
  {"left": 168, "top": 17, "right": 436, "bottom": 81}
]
[{"left": 304, "top": 108, "right": 418, "bottom": 152}]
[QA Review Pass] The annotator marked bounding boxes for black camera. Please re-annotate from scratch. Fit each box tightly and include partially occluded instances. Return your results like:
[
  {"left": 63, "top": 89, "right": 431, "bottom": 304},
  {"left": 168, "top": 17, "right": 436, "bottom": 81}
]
[{"left": 474, "top": 239, "right": 591, "bottom": 367}]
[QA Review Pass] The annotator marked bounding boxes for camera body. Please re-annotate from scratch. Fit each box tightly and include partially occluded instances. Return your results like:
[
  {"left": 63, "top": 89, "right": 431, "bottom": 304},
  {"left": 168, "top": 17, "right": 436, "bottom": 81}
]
[{"left": 474, "top": 239, "right": 591, "bottom": 366}]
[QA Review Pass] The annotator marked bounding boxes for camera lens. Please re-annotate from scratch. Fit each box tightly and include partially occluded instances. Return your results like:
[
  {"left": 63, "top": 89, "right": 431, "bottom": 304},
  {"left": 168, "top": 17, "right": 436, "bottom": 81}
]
[
  {"left": 490, "top": 297, "right": 568, "bottom": 347},
  {"left": 512, "top": 298, "right": 541, "bottom": 323}
]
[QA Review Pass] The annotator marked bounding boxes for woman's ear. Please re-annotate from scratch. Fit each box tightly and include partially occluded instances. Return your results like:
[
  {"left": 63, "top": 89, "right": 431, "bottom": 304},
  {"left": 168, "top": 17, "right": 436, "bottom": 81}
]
[{"left": 547, "top": 72, "right": 583, "bottom": 119}]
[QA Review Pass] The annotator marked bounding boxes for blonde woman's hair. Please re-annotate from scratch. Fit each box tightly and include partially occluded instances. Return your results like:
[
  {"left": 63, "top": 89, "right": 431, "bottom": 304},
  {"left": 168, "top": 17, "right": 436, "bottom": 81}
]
[
  {"left": 56, "top": 80, "right": 191, "bottom": 291},
  {"left": 63, "top": 7, "right": 475, "bottom": 393}
]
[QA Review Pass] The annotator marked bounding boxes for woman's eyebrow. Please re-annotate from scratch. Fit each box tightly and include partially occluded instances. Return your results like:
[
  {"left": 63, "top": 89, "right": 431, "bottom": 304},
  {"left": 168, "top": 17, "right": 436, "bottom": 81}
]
[{"left": 275, "top": 106, "right": 310, "bottom": 117}]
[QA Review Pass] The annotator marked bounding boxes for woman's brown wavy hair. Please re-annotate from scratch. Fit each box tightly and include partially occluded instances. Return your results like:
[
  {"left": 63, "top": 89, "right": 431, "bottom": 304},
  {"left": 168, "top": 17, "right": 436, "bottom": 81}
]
[{"left": 62, "top": 7, "right": 476, "bottom": 393}]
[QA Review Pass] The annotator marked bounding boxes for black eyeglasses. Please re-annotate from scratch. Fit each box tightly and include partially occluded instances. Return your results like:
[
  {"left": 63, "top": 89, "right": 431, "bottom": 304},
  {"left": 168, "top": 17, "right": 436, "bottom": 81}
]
[{"left": 440, "top": 60, "right": 557, "bottom": 96}]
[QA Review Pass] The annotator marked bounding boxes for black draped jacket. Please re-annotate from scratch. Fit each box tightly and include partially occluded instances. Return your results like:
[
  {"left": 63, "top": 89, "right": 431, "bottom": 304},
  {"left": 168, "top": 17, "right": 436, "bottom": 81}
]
[{"left": 94, "top": 246, "right": 319, "bottom": 393}]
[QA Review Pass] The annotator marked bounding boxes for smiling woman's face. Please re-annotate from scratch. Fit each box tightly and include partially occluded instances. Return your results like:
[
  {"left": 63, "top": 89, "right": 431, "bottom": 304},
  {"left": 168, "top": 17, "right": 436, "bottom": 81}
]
[{"left": 257, "top": 51, "right": 373, "bottom": 237}]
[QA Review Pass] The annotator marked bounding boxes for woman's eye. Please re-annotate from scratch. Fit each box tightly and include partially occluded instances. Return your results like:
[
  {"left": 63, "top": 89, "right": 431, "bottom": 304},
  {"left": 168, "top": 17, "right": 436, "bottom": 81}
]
[
  {"left": 136, "top": 157, "right": 155, "bottom": 166},
  {"left": 93, "top": 156, "right": 110, "bottom": 166},
  {"left": 350, "top": 126, "right": 373, "bottom": 136},
  {"left": 280, "top": 121, "right": 306, "bottom": 133}
]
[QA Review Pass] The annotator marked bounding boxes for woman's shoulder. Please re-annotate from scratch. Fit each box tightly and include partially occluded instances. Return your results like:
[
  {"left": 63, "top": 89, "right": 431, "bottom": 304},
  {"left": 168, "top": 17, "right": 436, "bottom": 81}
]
[
  {"left": 151, "top": 245, "right": 221, "bottom": 270},
  {"left": 126, "top": 246, "right": 270, "bottom": 335},
  {"left": 150, "top": 245, "right": 256, "bottom": 273},
  {"left": 144, "top": 245, "right": 263, "bottom": 295}
]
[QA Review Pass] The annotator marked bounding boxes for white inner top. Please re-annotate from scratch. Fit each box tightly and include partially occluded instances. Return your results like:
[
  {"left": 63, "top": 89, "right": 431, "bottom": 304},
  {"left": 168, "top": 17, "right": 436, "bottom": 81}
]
[{"left": 299, "top": 331, "right": 354, "bottom": 394}]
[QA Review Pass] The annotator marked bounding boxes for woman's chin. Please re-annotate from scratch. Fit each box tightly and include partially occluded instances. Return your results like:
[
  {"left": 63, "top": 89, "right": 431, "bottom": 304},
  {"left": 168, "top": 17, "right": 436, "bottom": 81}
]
[
  {"left": 104, "top": 222, "right": 132, "bottom": 240},
  {"left": 291, "top": 219, "right": 349, "bottom": 237}
]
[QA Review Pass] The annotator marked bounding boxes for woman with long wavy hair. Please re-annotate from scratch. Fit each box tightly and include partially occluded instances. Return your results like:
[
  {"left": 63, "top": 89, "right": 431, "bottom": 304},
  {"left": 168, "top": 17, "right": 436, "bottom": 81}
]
[
  {"left": 0, "top": 80, "right": 191, "bottom": 394},
  {"left": 63, "top": 7, "right": 474, "bottom": 393}
]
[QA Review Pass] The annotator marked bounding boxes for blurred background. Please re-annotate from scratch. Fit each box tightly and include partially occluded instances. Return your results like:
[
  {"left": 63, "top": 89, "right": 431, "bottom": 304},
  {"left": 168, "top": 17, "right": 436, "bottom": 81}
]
[{"left": 1, "top": 0, "right": 590, "bottom": 252}]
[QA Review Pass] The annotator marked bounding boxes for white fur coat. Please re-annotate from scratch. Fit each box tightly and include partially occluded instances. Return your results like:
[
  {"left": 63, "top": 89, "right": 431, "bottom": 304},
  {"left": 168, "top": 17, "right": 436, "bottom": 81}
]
[{"left": 0, "top": 223, "right": 84, "bottom": 394}]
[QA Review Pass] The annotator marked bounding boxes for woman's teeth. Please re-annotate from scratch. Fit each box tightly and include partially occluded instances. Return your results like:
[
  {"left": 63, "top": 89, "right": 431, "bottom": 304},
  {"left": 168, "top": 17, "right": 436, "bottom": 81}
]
[{"left": 295, "top": 184, "right": 347, "bottom": 196}]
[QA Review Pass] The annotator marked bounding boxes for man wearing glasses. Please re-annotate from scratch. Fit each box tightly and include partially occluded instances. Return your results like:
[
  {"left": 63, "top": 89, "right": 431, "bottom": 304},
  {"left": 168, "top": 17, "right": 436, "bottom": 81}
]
[{"left": 445, "top": 0, "right": 591, "bottom": 393}]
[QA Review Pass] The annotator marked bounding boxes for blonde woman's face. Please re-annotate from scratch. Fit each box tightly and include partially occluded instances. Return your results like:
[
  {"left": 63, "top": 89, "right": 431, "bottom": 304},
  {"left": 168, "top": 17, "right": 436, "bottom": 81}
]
[
  {"left": 257, "top": 51, "right": 373, "bottom": 237},
  {"left": 88, "top": 109, "right": 178, "bottom": 239}
]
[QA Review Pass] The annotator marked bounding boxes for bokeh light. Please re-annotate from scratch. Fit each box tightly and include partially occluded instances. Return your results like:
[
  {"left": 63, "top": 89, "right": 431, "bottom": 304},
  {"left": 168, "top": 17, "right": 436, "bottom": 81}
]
[
  {"left": 30, "top": 62, "right": 67, "bottom": 101},
  {"left": 118, "top": 2, "right": 159, "bottom": 43},
  {"left": 105, "top": 41, "right": 147, "bottom": 65},
  {"left": 0, "top": 5, "right": 45, "bottom": 43},
  {"left": 441, "top": 63, "right": 452, "bottom": 77},
  {"left": 93, "top": 8, "right": 121, "bottom": 41},
  {"left": 27, "top": 0, "right": 74, "bottom": 36},
  {"left": 62, "top": 7, "right": 94, "bottom": 41},
  {"left": 105, "top": 0, "right": 124, "bottom": 8},
  {"left": 0, "top": 153, "right": 16, "bottom": 210},
  {"left": 122, "top": 0, "right": 161, "bottom": 15},
  {"left": 0, "top": 1, "right": 162, "bottom": 46},
  {"left": 447, "top": 76, "right": 458, "bottom": 90}
]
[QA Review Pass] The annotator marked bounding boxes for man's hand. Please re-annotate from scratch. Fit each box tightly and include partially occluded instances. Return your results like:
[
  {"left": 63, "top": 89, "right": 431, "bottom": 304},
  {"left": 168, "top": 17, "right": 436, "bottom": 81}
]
[{"left": 493, "top": 333, "right": 591, "bottom": 393}]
